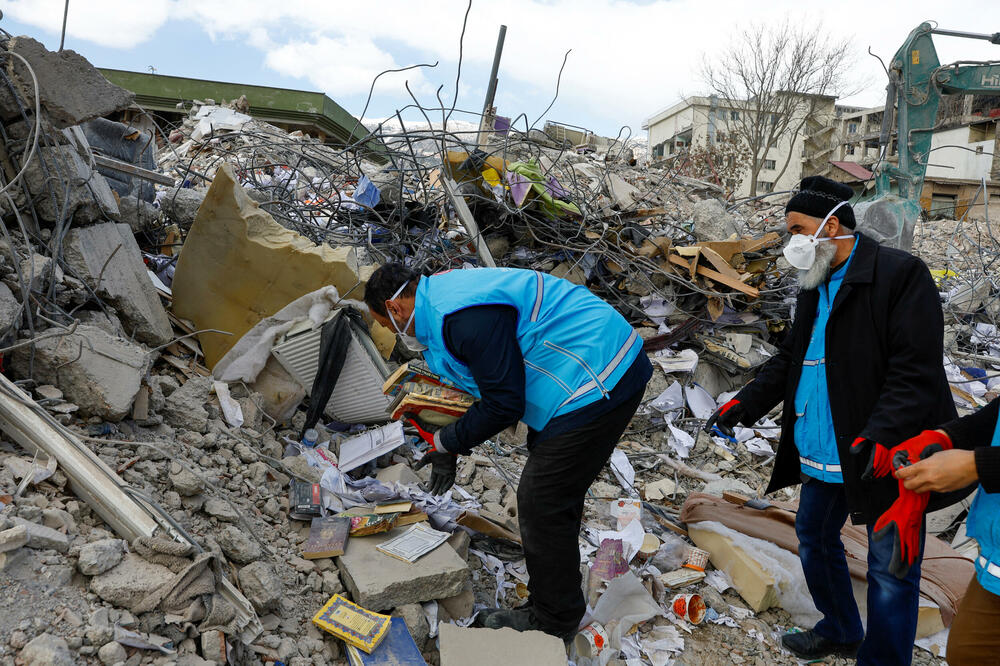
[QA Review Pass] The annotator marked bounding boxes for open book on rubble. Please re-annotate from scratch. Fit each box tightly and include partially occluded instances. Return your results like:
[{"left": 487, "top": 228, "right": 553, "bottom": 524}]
[{"left": 383, "top": 361, "right": 476, "bottom": 427}]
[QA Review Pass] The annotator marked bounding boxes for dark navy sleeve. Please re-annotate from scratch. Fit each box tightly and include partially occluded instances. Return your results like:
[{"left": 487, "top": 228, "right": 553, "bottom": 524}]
[{"left": 435, "top": 305, "right": 526, "bottom": 455}]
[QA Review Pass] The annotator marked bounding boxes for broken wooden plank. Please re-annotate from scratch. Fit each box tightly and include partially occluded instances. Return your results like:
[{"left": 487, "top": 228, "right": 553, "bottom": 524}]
[
  {"left": 668, "top": 255, "right": 760, "bottom": 297},
  {"left": 699, "top": 246, "right": 743, "bottom": 280}
]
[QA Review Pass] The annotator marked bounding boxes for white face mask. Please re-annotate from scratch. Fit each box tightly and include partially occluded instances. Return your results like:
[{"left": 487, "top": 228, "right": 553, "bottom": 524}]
[
  {"left": 386, "top": 280, "right": 427, "bottom": 353},
  {"left": 782, "top": 201, "right": 854, "bottom": 270}
]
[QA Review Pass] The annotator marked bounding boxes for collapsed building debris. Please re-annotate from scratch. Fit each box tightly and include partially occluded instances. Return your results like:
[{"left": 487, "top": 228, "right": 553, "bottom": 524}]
[{"left": 0, "top": 16, "right": 994, "bottom": 666}]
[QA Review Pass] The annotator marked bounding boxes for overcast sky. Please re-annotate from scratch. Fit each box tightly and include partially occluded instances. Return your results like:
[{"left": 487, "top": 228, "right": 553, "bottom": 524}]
[{"left": 1, "top": 0, "right": 997, "bottom": 139}]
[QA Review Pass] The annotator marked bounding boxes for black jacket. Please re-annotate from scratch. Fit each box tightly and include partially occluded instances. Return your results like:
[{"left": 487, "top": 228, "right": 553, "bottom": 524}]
[
  {"left": 735, "top": 232, "right": 971, "bottom": 524},
  {"left": 941, "top": 398, "right": 1000, "bottom": 493}
]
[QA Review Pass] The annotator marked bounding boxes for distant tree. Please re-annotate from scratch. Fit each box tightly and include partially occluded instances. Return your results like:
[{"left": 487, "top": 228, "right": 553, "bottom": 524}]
[
  {"left": 700, "top": 21, "right": 858, "bottom": 196},
  {"left": 677, "top": 134, "right": 752, "bottom": 199}
]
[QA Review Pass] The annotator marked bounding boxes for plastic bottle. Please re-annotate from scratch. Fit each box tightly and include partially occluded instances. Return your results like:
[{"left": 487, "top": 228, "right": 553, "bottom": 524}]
[{"left": 302, "top": 428, "right": 319, "bottom": 448}]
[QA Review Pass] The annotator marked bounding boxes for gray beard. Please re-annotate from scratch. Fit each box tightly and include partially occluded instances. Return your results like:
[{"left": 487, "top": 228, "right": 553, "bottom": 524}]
[{"left": 797, "top": 241, "right": 838, "bottom": 290}]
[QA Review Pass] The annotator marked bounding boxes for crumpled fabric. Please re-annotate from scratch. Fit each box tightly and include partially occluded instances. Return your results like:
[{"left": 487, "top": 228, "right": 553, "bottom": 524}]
[
  {"left": 133, "top": 552, "right": 238, "bottom": 635},
  {"left": 132, "top": 536, "right": 196, "bottom": 572},
  {"left": 507, "top": 160, "right": 581, "bottom": 219},
  {"left": 213, "top": 285, "right": 367, "bottom": 384}
]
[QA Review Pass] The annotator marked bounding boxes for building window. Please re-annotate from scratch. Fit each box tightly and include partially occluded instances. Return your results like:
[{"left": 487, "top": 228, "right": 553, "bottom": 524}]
[
  {"left": 758, "top": 181, "right": 774, "bottom": 193},
  {"left": 846, "top": 144, "right": 856, "bottom": 156},
  {"left": 771, "top": 114, "right": 780, "bottom": 125},
  {"left": 848, "top": 122, "right": 858, "bottom": 134},
  {"left": 761, "top": 159, "right": 776, "bottom": 170},
  {"left": 730, "top": 111, "right": 739, "bottom": 121}
]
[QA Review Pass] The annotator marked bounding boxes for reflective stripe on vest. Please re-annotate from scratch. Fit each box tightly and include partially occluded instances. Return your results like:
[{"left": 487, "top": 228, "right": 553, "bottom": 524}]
[{"left": 799, "top": 456, "right": 842, "bottom": 474}]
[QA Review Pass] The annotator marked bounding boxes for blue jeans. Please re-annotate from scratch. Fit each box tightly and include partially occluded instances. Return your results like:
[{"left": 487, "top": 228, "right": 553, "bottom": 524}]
[{"left": 796, "top": 477, "right": 923, "bottom": 666}]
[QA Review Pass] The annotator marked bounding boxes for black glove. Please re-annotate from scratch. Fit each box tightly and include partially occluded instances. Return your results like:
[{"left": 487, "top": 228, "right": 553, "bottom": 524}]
[
  {"left": 413, "top": 450, "right": 458, "bottom": 495},
  {"left": 703, "top": 399, "right": 745, "bottom": 438}
]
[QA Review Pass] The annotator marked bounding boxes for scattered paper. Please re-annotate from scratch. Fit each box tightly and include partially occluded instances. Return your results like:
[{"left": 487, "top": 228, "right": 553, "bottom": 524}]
[
  {"left": 597, "top": 518, "right": 646, "bottom": 562},
  {"left": 609, "top": 449, "right": 637, "bottom": 495},
  {"left": 641, "top": 625, "right": 685, "bottom": 665},
  {"left": 376, "top": 523, "right": 450, "bottom": 563},
  {"left": 338, "top": 422, "right": 406, "bottom": 473},
  {"left": 667, "top": 420, "right": 695, "bottom": 459},
  {"left": 684, "top": 383, "right": 716, "bottom": 420},
  {"left": 469, "top": 548, "right": 516, "bottom": 607},
  {"left": 649, "top": 380, "right": 684, "bottom": 413},
  {"left": 592, "top": 572, "right": 664, "bottom": 651},
  {"left": 704, "top": 569, "right": 733, "bottom": 593},
  {"left": 610, "top": 498, "right": 642, "bottom": 529},
  {"left": 213, "top": 381, "right": 244, "bottom": 428},
  {"left": 653, "top": 348, "right": 699, "bottom": 374},
  {"left": 744, "top": 438, "right": 774, "bottom": 456}
]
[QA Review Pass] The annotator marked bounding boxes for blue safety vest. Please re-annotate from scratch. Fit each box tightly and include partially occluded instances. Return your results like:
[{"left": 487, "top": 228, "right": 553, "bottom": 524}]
[
  {"left": 967, "top": 417, "right": 1000, "bottom": 595},
  {"left": 794, "top": 241, "right": 857, "bottom": 483},
  {"left": 413, "top": 268, "right": 642, "bottom": 431}
]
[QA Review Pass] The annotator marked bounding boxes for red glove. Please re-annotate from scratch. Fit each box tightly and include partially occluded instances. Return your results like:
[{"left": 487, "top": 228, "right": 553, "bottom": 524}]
[
  {"left": 888, "top": 430, "right": 953, "bottom": 473},
  {"left": 703, "top": 399, "right": 745, "bottom": 438},
  {"left": 405, "top": 415, "right": 440, "bottom": 452},
  {"left": 851, "top": 437, "right": 892, "bottom": 480},
  {"left": 873, "top": 478, "right": 928, "bottom": 579}
]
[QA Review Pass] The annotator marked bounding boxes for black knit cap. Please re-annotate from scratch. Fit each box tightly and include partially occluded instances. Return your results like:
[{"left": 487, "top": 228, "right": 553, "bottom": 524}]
[{"left": 785, "top": 176, "right": 856, "bottom": 229}]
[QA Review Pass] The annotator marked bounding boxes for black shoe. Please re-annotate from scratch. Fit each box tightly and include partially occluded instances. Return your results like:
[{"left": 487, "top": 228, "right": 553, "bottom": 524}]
[
  {"left": 481, "top": 607, "right": 574, "bottom": 641},
  {"left": 781, "top": 630, "right": 861, "bottom": 659}
]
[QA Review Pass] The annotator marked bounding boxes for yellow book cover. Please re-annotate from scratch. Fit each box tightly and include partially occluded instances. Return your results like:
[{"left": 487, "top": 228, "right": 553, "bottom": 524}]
[{"left": 312, "top": 595, "right": 391, "bottom": 654}]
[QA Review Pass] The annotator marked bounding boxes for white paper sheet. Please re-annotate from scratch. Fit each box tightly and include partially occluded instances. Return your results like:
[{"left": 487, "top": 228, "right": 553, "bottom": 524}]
[
  {"left": 338, "top": 421, "right": 405, "bottom": 472},
  {"left": 649, "top": 380, "right": 684, "bottom": 413},
  {"left": 609, "top": 449, "right": 637, "bottom": 495},
  {"left": 684, "top": 383, "right": 716, "bottom": 420},
  {"left": 666, "top": 420, "right": 694, "bottom": 459}
]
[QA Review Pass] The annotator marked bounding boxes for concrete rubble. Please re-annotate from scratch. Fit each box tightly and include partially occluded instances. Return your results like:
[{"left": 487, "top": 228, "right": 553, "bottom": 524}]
[{"left": 0, "top": 21, "right": 985, "bottom": 666}]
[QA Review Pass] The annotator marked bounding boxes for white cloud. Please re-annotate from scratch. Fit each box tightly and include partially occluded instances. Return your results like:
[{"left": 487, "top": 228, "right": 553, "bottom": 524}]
[
  {"left": 2, "top": 0, "right": 171, "bottom": 49},
  {"left": 4, "top": 0, "right": 998, "bottom": 135},
  {"left": 264, "top": 34, "right": 427, "bottom": 97}
]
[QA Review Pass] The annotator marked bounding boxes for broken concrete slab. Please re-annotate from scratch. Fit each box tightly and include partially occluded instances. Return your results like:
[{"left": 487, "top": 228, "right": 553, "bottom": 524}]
[
  {"left": 606, "top": 173, "right": 641, "bottom": 209},
  {"left": 162, "top": 376, "right": 212, "bottom": 433},
  {"left": 10, "top": 517, "right": 70, "bottom": 552},
  {"left": 117, "top": 194, "right": 161, "bottom": 233},
  {"left": 6, "top": 144, "right": 119, "bottom": 223},
  {"left": 238, "top": 560, "right": 283, "bottom": 613},
  {"left": 391, "top": 603, "right": 430, "bottom": 651},
  {"left": 160, "top": 187, "right": 206, "bottom": 229},
  {"left": 0, "top": 524, "right": 28, "bottom": 552},
  {"left": 217, "top": 524, "right": 262, "bottom": 564},
  {"left": 19, "top": 632, "right": 74, "bottom": 666},
  {"left": 171, "top": 163, "right": 384, "bottom": 367},
  {"left": 169, "top": 461, "right": 204, "bottom": 496},
  {"left": 63, "top": 222, "right": 172, "bottom": 345},
  {"left": 0, "top": 282, "right": 22, "bottom": 335},
  {"left": 7, "top": 36, "right": 134, "bottom": 129},
  {"left": 77, "top": 538, "right": 125, "bottom": 576},
  {"left": 336, "top": 526, "right": 469, "bottom": 610},
  {"left": 89, "top": 553, "right": 174, "bottom": 611},
  {"left": 691, "top": 198, "right": 740, "bottom": 242},
  {"left": 11, "top": 324, "right": 149, "bottom": 421},
  {"left": 438, "top": 623, "right": 567, "bottom": 666},
  {"left": 438, "top": 582, "right": 475, "bottom": 621}
]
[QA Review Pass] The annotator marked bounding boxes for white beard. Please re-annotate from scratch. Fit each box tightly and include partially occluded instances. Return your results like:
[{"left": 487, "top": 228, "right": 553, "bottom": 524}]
[{"left": 797, "top": 240, "right": 838, "bottom": 290}]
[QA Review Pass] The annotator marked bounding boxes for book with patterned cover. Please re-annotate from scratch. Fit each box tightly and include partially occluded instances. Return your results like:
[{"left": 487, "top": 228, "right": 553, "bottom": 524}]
[{"left": 312, "top": 595, "right": 391, "bottom": 654}]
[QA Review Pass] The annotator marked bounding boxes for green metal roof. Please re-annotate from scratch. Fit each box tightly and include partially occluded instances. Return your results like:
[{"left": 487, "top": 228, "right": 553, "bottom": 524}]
[{"left": 99, "top": 68, "right": 387, "bottom": 163}]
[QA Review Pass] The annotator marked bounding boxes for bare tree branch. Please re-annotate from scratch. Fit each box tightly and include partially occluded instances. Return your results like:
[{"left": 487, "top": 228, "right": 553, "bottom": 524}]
[{"left": 699, "top": 20, "right": 861, "bottom": 196}]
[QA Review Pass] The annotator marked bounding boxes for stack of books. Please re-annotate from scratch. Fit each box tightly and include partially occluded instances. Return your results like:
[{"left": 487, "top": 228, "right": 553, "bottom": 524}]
[{"left": 382, "top": 361, "right": 476, "bottom": 427}]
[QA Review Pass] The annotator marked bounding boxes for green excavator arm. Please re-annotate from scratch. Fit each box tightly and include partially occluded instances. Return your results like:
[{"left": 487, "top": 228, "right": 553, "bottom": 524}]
[{"left": 861, "top": 22, "right": 1000, "bottom": 250}]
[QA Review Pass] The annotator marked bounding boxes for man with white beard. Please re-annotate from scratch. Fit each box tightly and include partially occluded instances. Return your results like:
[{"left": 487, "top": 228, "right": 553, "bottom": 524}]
[{"left": 704, "top": 176, "right": 969, "bottom": 665}]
